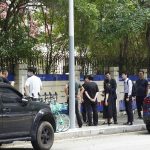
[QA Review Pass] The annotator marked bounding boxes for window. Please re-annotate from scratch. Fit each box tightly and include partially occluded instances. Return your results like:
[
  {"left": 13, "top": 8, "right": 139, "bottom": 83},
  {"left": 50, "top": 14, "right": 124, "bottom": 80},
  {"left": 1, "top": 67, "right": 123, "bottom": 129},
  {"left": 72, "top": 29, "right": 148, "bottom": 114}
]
[{"left": 0, "top": 88, "right": 22, "bottom": 103}]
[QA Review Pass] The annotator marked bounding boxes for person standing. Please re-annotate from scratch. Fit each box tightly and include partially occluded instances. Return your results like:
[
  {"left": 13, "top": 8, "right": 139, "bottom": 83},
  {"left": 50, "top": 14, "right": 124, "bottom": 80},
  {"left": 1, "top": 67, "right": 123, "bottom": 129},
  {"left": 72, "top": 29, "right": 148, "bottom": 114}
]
[
  {"left": 81, "top": 75, "right": 90, "bottom": 123},
  {"left": 135, "top": 70, "right": 148, "bottom": 119},
  {"left": 1, "top": 69, "right": 11, "bottom": 85},
  {"left": 122, "top": 72, "right": 133, "bottom": 125},
  {"left": 84, "top": 75, "right": 99, "bottom": 126},
  {"left": 64, "top": 81, "right": 83, "bottom": 128},
  {"left": 0, "top": 67, "right": 5, "bottom": 83},
  {"left": 24, "top": 67, "right": 42, "bottom": 100},
  {"left": 102, "top": 72, "right": 117, "bottom": 125}
]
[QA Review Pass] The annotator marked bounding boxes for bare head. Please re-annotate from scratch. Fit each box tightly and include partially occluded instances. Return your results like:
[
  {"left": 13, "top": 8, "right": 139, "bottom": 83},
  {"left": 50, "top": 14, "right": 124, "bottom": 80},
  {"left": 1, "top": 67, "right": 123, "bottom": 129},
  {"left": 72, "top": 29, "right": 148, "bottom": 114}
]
[
  {"left": 122, "top": 72, "right": 128, "bottom": 80},
  {"left": 105, "top": 72, "right": 111, "bottom": 80},
  {"left": 138, "top": 70, "right": 144, "bottom": 79},
  {"left": 2, "top": 69, "right": 8, "bottom": 78}
]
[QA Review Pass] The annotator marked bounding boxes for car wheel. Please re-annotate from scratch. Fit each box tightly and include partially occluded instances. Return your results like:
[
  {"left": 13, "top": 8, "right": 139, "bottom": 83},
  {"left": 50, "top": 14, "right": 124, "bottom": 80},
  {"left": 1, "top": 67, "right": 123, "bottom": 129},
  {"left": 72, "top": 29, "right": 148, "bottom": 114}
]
[
  {"left": 146, "top": 124, "right": 150, "bottom": 133},
  {"left": 31, "top": 121, "right": 54, "bottom": 150}
]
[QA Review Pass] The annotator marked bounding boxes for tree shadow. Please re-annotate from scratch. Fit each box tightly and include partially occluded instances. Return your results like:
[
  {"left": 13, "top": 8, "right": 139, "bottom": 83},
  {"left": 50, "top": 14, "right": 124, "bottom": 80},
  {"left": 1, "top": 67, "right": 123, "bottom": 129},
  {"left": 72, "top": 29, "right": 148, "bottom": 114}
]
[
  {"left": 137, "top": 130, "right": 150, "bottom": 135},
  {"left": 0, "top": 148, "right": 33, "bottom": 150}
]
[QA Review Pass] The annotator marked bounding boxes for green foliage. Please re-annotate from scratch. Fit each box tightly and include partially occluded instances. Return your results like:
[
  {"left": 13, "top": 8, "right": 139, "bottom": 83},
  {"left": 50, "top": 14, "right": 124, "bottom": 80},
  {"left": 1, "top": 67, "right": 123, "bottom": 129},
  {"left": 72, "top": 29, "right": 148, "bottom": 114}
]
[{"left": 0, "top": 0, "right": 150, "bottom": 74}]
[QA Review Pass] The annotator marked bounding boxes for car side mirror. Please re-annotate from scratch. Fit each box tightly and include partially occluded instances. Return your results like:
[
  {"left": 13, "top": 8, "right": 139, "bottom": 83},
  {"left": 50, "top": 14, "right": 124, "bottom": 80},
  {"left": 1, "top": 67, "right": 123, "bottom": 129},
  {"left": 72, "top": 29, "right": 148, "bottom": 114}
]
[{"left": 22, "top": 98, "right": 29, "bottom": 106}]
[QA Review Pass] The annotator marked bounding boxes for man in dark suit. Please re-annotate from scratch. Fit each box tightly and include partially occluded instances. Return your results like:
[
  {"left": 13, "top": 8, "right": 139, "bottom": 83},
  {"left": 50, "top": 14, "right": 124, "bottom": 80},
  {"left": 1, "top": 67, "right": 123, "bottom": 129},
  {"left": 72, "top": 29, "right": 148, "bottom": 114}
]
[{"left": 104, "top": 72, "right": 118, "bottom": 124}]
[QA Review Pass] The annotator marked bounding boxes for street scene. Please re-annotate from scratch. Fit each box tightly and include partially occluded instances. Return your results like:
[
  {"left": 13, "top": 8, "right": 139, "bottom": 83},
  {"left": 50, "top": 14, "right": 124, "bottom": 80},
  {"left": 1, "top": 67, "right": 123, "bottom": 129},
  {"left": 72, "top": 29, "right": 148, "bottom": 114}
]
[
  {"left": 0, "top": 0, "right": 150, "bottom": 150},
  {"left": 1, "top": 131, "right": 149, "bottom": 150}
]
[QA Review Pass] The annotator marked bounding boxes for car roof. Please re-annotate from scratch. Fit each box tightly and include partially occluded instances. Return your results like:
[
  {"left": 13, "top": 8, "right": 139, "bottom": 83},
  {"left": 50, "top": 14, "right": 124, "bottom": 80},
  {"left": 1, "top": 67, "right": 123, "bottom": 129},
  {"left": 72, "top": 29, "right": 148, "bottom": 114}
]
[{"left": 0, "top": 82, "right": 23, "bottom": 97}]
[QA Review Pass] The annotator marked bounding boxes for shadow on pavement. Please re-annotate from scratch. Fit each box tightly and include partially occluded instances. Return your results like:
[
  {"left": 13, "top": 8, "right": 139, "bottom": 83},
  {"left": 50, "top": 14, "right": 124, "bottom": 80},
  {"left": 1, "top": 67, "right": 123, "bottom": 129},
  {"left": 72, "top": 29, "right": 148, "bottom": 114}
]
[
  {"left": 0, "top": 148, "right": 33, "bottom": 150},
  {"left": 137, "top": 131, "right": 150, "bottom": 135}
]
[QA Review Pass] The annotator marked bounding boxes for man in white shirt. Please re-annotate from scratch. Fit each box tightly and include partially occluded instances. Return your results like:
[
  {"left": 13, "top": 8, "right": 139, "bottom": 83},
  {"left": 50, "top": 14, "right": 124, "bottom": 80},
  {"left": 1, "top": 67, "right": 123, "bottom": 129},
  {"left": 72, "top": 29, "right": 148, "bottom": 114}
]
[
  {"left": 122, "top": 72, "right": 133, "bottom": 125},
  {"left": 25, "top": 67, "right": 42, "bottom": 99}
]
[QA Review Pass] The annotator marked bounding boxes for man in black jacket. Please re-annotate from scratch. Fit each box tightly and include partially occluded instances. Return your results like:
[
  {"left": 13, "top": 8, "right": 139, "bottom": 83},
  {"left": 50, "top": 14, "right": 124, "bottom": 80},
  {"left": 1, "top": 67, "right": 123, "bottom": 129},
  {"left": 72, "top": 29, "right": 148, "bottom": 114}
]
[{"left": 104, "top": 72, "right": 118, "bottom": 124}]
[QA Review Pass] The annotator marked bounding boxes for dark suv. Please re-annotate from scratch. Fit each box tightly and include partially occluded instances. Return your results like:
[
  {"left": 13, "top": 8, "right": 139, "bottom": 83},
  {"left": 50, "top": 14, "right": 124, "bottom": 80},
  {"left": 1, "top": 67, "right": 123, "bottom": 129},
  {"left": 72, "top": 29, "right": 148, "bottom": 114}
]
[{"left": 0, "top": 83, "right": 56, "bottom": 150}]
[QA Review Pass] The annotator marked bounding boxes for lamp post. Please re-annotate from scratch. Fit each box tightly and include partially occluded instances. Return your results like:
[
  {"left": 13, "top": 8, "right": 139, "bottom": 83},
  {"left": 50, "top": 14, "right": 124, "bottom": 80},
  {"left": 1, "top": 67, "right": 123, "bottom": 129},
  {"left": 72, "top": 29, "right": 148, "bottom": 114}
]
[{"left": 69, "top": 0, "right": 75, "bottom": 129}]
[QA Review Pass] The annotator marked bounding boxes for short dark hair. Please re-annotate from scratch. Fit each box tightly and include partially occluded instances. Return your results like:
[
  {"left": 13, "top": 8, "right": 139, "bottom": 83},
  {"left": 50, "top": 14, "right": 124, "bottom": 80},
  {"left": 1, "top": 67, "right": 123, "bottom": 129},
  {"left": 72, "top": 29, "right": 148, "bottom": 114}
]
[
  {"left": 105, "top": 72, "right": 110, "bottom": 75},
  {"left": 139, "top": 70, "right": 144, "bottom": 74},
  {"left": 28, "top": 67, "right": 36, "bottom": 74},
  {"left": 87, "top": 75, "right": 93, "bottom": 81},
  {"left": 122, "top": 72, "right": 128, "bottom": 76},
  {"left": 122, "top": 71, "right": 128, "bottom": 75},
  {"left": 2, "top": 69, "right": 8, "bottom": 74},
  {"left": 84, "top": 75, "right": 88, "bottom": 80}
]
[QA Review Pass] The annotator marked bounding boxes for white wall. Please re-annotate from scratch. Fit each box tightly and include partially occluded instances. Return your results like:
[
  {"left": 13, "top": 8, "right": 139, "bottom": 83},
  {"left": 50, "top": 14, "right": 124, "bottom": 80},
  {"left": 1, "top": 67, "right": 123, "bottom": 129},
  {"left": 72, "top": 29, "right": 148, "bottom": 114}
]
[{"left": 39, "top": 80, "right": 125, "bottom": 107}]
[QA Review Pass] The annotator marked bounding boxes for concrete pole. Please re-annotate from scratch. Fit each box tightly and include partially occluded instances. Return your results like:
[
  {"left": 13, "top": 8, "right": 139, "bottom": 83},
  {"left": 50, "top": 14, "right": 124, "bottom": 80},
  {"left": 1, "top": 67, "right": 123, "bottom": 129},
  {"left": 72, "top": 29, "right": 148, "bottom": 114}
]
[{"left": 69, "top": 0, "right": 75, "bottom": 129}]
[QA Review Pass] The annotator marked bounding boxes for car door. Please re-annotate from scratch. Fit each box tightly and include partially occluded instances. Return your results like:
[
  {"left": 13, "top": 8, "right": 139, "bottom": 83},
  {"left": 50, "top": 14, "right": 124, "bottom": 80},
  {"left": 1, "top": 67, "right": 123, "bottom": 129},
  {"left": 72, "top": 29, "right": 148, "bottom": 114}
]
[{"left": 0, "top": 87, "right": 33, "bottom": 138}]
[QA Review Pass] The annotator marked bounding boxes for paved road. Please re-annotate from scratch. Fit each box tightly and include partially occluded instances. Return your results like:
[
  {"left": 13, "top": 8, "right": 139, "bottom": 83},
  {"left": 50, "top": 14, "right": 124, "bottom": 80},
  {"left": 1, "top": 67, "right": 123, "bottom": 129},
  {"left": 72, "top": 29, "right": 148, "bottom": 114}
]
[{"left": 0, "top": 131, "right": 149, "bottom": 150}]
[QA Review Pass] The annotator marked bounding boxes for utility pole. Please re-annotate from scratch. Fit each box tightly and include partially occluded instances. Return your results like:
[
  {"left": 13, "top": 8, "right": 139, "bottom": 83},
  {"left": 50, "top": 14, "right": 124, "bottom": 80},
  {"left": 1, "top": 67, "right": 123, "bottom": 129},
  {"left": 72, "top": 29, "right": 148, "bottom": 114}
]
[{"left": 69, "top": 0, "right": 75, "bottom": 128}]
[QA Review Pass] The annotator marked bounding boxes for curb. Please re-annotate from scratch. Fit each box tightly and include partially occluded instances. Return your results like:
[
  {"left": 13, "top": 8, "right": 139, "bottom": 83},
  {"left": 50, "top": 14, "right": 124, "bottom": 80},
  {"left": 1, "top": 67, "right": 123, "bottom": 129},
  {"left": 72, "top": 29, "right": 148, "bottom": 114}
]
[{"left": 55, "top": 124, "right": 146, "bottom": 140}]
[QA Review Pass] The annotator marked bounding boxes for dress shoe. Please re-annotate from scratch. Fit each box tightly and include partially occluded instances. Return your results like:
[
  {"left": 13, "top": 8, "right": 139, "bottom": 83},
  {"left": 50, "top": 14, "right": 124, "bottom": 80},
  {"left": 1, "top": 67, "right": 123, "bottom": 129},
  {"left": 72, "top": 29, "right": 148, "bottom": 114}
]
[
  {"left": 93, "top": 124, "right": 98, "bottom": 126},
  {"left": 102, "top": 122, "right": 107, "bottom": 125},
  {"left": 128, "top": 122, "right": 133, "bottom": 125},
  {"left": 79, "top": 123, "right": 82, "bottom": 128},
  {"left": 114, "top": 121, "right": 118, "bottom": 124},
  {"left": 108, "top": 122, "right": 112, "bottom": 125},
  {"left": 123, "top": 122, "right": 133, "bottom": 125},
  {"left": 86, "top": 123, "right": 93, "bottom": 126},
  {"left": 123, "top": 122, "right": 129, "bottom": 125}
]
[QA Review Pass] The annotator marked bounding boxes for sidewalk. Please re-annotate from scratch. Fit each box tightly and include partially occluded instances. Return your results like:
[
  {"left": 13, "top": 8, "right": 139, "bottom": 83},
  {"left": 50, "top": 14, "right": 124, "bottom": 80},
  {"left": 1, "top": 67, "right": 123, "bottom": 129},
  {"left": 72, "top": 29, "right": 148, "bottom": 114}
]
[{"left": 55, "top": 113, "right": 146, "bottom": 140}]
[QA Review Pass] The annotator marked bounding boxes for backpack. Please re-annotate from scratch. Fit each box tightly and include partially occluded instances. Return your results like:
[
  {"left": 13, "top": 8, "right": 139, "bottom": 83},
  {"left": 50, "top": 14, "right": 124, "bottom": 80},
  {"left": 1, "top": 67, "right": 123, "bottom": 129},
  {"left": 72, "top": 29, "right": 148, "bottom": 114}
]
[{"left": 127, "top": 79, "right": 136, "bottom": 97}]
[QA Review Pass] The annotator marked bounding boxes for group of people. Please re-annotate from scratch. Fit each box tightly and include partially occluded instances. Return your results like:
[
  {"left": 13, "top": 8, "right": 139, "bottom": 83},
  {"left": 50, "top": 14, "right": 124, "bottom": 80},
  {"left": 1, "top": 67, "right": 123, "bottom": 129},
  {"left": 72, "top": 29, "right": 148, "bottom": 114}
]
[
  {"left": 65, "top": 70, "right": 148, "bottom": 128},
  {"left": 64, "top": 75, "right": 99, "bottom": 128},
  {"left": 121, "top": 71, "right": 148, "bottom": 125},
  {"left": 20, "top": 67, "right": 148, "bottom": 128}
]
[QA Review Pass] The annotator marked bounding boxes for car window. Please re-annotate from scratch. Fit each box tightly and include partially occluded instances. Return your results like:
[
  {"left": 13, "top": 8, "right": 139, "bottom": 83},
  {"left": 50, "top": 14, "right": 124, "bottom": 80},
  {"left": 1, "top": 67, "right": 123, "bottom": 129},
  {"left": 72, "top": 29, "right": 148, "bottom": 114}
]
[{"left": 0, "top": 87, "right": 22, "bottom": 103}]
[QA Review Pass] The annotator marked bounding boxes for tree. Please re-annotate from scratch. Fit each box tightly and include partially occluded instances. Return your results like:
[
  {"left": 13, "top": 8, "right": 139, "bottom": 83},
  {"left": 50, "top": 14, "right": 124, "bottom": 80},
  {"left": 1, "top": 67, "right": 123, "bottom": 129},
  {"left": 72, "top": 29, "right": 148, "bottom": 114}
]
[{"left": 89, "top": 0, "right": 150, "bottom": 74}]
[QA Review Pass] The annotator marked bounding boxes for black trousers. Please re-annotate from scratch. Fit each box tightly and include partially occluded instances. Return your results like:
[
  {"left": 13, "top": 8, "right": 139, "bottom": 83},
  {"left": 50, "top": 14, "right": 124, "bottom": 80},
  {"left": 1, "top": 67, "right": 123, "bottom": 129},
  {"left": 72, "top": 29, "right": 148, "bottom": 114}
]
[
  {"left": 85, "top": 100, "right": 98, "bottom": 126},
  {"left": 124, "top": 94, "right": 133, "bottom": 123},
  {"left": 136, "top": 96, "right": 145, "bottom": 117},
  {"left": 81, "top": 102, "right": 87, "bottom": 122},
  {"left": 112, "top": 99, "right": 117, "bottom": 122},
  {"left": 67, "top": 98, "right": 82, "bottom": 127}
]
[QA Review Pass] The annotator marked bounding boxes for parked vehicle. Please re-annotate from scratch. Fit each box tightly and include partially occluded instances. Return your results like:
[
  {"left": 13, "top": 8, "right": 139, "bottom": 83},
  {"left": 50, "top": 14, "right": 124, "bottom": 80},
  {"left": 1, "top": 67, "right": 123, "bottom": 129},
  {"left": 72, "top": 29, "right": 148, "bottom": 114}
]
[
  {"left": 143, "top": 94, "right": 150, "bottom": 133},
  {"left": 0, "top": 83, "right": 56, "bottom": 150}
]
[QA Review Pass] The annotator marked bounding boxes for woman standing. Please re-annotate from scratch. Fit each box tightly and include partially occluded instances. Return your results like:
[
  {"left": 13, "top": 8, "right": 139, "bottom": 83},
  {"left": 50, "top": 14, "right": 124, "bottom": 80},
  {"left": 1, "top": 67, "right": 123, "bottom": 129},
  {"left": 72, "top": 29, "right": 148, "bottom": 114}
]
[
  {"left": 102, "top": 78, "right": 113, "bottom": 125},
  {"left": 102, "top": 72, "right": 117, "bottom": 125}
]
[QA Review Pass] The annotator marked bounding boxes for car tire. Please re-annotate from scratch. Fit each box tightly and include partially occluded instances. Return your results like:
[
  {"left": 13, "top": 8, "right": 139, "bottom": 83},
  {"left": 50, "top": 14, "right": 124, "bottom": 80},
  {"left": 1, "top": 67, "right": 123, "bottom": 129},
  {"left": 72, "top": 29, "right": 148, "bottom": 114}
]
[
  {"left": 31, "top": 121, "right": 54, "bottom": 150},
  {"left": 146, "top": 124, "right": 150, "bottom": 133}
]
